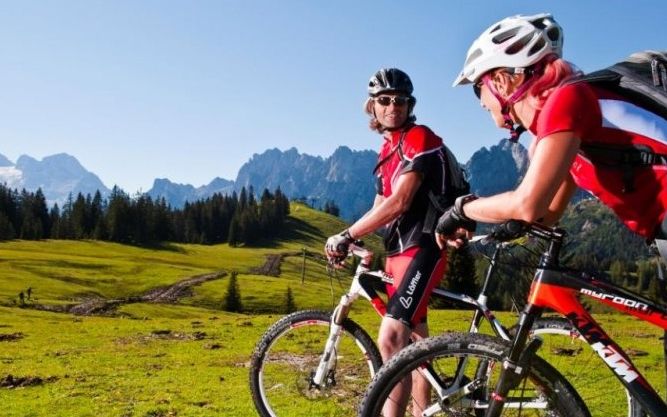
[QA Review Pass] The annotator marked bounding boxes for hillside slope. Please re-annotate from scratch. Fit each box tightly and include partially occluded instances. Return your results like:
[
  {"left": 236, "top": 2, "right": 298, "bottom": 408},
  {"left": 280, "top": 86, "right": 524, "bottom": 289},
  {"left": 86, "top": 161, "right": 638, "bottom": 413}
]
[{"left": 0, "top": 202, "right": 380, "bottom": 315}]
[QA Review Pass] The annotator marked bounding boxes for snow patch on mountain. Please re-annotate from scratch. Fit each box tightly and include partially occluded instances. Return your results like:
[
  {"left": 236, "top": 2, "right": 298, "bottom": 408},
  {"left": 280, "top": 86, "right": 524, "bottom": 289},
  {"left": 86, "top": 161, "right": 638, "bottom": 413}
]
[{"left": 0, "top": 166, "right": 23, "bottom": 189}]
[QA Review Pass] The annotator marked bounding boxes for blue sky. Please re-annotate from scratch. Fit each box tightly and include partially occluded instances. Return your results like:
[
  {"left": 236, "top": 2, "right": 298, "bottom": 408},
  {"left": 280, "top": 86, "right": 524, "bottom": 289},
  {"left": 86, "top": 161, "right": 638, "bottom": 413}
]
[{"left": 1, "top": 1, "right": 665, "bottom": 193}]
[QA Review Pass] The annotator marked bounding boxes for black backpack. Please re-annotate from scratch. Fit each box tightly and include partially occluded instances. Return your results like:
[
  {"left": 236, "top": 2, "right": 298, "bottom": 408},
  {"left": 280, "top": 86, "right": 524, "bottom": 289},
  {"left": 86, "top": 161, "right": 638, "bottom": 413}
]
[
  {"left": 392, "top": 128, "right": 470, "bottom": 233},
  {"left": 570, "top": 50, "right": 667, "bottom": 192},
  {"left": 578, "top": 50, "right": 667, "bottom": 120}
]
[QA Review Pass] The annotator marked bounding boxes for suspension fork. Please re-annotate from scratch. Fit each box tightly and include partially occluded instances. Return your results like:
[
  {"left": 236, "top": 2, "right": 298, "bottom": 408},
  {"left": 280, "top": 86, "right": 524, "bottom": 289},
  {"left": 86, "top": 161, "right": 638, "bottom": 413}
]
[
  {"left": 311, "top": 294, "right": 355, "bottom": 388},
  {"left": 484, "top": 303, "right": 544, "bottom": 417}
]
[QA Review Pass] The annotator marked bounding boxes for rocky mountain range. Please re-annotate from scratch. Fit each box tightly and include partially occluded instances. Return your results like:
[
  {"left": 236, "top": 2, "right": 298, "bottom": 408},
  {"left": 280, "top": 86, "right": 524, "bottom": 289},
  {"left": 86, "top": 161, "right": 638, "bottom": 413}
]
[
  {"left": 146, "top": 177, "right": 235, "bottom": 208},
  {"left": 0, "top": 139, "right": 529, "bottom": 220},
  {"left": 0, "top": 153, "right": 110, "bottom": 205},
  {"left": 137, "top": 140, "right": 529, "bottom": 220}
]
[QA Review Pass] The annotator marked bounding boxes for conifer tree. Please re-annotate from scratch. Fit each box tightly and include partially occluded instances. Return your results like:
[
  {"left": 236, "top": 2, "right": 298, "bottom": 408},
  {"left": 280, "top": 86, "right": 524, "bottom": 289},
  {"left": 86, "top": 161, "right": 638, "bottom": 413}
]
[
  {"left": 445, "top": 246, "right": 478, "bottom": 298},
  {"left": 0, "top": 212, "right": 15, "bottom": 240},
  {"left": 323, "top": 200, "right": 340, "bottom": 217},
  {"left": 0, "top": 185, "right": 20, "bottom": 235},
  {"left": 33, "top": 188, "right": 51, "bottom": 238},
  {"left": 609, "top": 260, "right": 626, "bottom": 286},
  {"left": 227, "top": 215, "right": 241, "bottom": 246},
  {"left": 223, "top": 271, "right": 243, "bottom": 312},
  {"left": 106, "top": 186, "right": 132, "bottom": 243},
  {"left": 70, "top": 193, "right": 88, "bottom": 238},
  {"left": 285, "top": 286, "right": 297, "bottom": 314}
]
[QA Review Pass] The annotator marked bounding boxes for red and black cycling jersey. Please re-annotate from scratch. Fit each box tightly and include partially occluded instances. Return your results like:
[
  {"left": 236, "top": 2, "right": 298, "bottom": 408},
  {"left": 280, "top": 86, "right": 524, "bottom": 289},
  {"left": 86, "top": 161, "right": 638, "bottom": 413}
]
[
  {"left": 375, "top": 124, "right": 448, "bottom": 255},
  {"left": 531, "top": 82, "right": 667, "bottom": 238}
]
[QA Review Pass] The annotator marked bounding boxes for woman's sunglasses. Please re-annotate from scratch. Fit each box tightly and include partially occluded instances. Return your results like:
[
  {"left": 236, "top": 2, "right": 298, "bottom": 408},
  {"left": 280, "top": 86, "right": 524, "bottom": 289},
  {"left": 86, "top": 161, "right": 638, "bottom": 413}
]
[
  {"left": 374, "top": 96, "right": 411, "bottom": 106},
  {"left": 473, "top": 80, "right": 483, "bottom": 99}
]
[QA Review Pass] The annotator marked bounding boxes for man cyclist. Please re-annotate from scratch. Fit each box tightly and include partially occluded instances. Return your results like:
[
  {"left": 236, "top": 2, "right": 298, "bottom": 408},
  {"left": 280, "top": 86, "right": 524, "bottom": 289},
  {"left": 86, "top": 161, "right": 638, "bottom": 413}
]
[{"left": 325, "top": 67, "right": 458, "bottom": 416}]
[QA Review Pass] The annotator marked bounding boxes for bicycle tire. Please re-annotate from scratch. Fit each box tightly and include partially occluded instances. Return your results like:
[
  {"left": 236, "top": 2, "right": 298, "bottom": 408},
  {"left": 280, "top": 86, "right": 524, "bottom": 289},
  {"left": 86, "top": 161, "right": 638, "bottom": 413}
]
[
  {"left": 250, "top": 309, "right": 383, "bottom": 417},
  {"left": 358, "top": 332, "right": 590, "bottom": 417},
  {"left": 523, "top": 317, "right": 643, "bottom": 417}
]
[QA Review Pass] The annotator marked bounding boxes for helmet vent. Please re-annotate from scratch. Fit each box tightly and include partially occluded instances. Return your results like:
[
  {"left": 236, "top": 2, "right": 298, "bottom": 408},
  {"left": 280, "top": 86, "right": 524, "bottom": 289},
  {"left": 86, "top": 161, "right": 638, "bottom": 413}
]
[
  {"left": 465, "top": 49, "right": 483, "bottom": 66},
  {"left": 505, "top": 33, "right": 534, "bottom": 55},
  {"left": 492, "top": 27, "right": 520, "bottom": 44},
  {"left": 489, "top": 23, "right": 502, "bottom": 34},
  {"left": 531, "top": 18, "right": 548, "bottom": 30},
  {"left": 368, "top": 68, "right": 414, "bottom": 96},
  {"left": 546, "top": 27, "right": 561, "bottom": 42},
  {"left": 528, "top": 37, "right": 546, "bottom": 56}
]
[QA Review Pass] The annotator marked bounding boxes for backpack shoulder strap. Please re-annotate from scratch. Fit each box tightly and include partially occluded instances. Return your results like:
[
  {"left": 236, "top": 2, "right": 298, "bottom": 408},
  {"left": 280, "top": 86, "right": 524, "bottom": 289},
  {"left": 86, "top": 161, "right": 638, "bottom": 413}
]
[
  {"left": 579, "top": 143, "right": 667, "bottom": 193},
  {"left": 396, "top": 128, "right": 409, "bottom": 162},
  {"left": 372, "top": 128, "right": 411, "bottom": 175}
]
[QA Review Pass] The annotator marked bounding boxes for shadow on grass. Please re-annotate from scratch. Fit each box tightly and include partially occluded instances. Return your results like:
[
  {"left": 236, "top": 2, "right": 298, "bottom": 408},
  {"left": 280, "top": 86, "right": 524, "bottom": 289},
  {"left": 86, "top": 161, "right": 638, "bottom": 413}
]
[
  {"left": 128, "top": 241, "right": 187, "bottom": 253},
  {"left": 241, "top": 217, "right": 324, "bottom": 249},
  {"left": 276, "top": 217, "right": 323, "bottom": 243}
]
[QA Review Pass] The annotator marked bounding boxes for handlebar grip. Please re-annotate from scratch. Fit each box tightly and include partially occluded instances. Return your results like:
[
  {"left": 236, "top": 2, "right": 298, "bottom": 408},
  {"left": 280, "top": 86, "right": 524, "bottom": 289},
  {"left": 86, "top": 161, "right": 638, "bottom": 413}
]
[{"left": 489, "top": 220, "right": 529, "bottom": 242}]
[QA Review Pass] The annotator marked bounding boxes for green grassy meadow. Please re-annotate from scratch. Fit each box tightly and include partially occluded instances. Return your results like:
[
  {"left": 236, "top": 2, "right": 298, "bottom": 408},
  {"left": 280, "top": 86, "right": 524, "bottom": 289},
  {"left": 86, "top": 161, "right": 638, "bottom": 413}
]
[{"left": 0, "top": 203, "right": 665, "bottom": 416}]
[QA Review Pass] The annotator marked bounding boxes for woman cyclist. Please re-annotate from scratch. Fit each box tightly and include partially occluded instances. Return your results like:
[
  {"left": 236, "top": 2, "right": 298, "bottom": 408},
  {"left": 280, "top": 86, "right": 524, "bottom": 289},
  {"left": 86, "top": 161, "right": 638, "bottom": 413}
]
[{"left": 435, "top": 13, "right": 667, "bottom": 257}]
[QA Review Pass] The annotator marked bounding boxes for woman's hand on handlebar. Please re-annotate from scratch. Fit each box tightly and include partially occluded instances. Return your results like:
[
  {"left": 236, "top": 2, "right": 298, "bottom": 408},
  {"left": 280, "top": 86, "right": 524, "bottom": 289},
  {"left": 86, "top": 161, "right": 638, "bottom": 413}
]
[{"left": 436, "top": 227, "right": 474, "bottom": 249}]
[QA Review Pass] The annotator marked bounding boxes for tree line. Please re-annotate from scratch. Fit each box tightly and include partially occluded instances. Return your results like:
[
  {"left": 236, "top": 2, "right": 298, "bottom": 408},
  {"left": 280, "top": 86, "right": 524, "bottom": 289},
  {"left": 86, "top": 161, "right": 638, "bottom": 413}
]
[{"left": 0, "top": 184, "right": 290, "bottom": 245}]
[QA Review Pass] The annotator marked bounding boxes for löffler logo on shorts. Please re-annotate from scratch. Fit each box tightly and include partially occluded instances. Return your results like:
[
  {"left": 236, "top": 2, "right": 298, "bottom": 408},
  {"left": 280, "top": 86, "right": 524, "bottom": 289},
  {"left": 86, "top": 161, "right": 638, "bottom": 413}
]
[{"left": 399, "top": 271, "right": 422, "bottom": 308}]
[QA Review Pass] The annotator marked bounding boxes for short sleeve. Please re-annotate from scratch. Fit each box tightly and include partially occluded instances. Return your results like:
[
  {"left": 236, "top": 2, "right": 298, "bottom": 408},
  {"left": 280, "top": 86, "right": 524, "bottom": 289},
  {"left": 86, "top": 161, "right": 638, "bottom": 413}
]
[
  {"left": 536, "top": 83, "right": 601, "bottom": 141},
  {"left": 399, "top": 126, "right": 444, "bottom": 175}
]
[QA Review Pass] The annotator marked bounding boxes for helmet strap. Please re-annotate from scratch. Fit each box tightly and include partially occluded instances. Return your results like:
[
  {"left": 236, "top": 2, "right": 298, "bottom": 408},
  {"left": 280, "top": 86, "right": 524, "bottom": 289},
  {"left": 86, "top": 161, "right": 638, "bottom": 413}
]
[{"left": 483, "top": 68, "right": 539, "bottom": 143}]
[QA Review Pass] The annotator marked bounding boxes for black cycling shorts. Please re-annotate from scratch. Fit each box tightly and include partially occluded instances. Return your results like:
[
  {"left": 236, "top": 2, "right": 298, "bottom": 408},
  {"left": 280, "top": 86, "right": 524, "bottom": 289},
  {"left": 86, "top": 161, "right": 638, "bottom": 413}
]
[{"left": 385, "top": 242, "right": 446, "bottom": 328}]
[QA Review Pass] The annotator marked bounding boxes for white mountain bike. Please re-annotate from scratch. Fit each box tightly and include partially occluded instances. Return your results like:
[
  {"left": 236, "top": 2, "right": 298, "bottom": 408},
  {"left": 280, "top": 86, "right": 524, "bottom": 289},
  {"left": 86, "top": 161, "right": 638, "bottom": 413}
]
[{"left": 249, "top": 232, "right": 634, "bottom": 417}]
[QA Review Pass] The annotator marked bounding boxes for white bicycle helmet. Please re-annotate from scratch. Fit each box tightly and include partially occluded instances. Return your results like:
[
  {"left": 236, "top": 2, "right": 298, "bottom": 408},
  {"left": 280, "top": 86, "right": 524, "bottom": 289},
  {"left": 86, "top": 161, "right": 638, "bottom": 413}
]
[{"left": 453, "top": 13, "right": 563, "bottom": 86}]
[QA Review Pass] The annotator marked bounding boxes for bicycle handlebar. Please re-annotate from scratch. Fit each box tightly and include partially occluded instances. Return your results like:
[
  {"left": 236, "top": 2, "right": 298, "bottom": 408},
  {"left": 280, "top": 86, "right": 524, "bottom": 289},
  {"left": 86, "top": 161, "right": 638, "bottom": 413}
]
[
  {"left": 482, "top": 220, "right": 566, "bottom": 246},
  {"left": 333, "top": 221, "right": 564, "bottom": 268},
  {"left": 326, "top": 241, "right": 374, "bottom": 269}
]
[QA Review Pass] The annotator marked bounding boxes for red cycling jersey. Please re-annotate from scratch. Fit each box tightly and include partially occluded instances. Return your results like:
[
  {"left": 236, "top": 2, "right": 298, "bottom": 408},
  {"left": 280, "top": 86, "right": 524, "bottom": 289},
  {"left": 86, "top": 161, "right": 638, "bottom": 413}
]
[
  {"left": 376, "top": 124, "right": 448, "bottom": 255},
  {"left": 531, "top": 82, "right": 667, "bottom": 238},
  {"left": 375, "top": 123, "right": 449, "bottom": 327}
]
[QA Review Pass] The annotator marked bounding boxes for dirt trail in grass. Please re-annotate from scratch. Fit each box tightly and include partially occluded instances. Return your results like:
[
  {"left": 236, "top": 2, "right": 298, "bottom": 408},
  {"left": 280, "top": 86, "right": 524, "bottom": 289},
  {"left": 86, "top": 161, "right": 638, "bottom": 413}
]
[
  {"left": 32, "top": 249, "right": 326, "bottom": 316},
  {"left": 67, "top": 271, "right": 227, "bottom": 316},
  {"left": 250, "top": 250, "right": 326, "bottom": 276},
  {"left": 250, "top": 254, "right": 285, "bottom": 276}
]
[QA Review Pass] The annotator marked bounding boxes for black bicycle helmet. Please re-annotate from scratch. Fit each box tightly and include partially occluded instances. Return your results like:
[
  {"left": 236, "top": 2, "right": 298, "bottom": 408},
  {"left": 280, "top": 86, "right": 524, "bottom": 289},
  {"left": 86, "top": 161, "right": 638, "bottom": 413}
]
[{"left": 368, "top": 68, "right": 414, "bottom": 96}]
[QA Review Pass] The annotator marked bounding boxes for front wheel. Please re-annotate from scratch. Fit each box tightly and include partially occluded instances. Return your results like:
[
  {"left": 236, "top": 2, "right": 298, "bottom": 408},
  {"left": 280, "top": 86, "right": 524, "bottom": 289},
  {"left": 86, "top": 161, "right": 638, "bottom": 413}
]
[
  {"left": 525, "top": 317, "right": 643, "bottom": 417},
  {"left": 250, "top": 310, "right": 383, "bottom": 417},
  {"left": 358, "top": 332, "right": 590, "bottom": 417}
]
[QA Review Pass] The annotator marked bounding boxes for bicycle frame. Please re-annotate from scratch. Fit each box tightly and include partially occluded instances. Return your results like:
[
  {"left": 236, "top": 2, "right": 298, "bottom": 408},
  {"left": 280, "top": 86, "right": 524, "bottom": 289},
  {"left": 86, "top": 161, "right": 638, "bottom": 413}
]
[
  {"left": 311, "top": 241, "right": 513, "bottom": 390},
  {"left": 490, "top": 223, "right": 667, "bottom": 417}
]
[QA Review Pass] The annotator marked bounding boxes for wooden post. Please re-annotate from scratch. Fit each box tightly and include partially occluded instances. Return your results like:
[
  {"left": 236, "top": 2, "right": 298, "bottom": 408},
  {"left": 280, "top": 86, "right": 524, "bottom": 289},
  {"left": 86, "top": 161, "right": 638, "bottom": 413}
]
[{"left": 301, "top": 247, "right": 307, "bottom": 284}]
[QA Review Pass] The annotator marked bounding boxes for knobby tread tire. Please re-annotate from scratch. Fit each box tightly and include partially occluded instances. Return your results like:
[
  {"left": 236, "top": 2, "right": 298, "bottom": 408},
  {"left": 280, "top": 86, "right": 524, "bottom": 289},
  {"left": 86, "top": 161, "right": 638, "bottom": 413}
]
[
  {"left": 358, "top": 332, "right": 590, "bottom": 417},
  {"left": 524, "top": 317, "right": 644, "bottom": 417},
  {"left": 250, "top": 309, "right": 383, "bottom": 417}
]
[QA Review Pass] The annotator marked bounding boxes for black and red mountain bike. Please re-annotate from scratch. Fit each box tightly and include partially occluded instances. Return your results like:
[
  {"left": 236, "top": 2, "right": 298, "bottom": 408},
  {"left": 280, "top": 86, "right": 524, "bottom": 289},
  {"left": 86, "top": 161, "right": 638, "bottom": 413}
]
[{"left": 359, "top": 221, "right": 665, "bottom": 417}]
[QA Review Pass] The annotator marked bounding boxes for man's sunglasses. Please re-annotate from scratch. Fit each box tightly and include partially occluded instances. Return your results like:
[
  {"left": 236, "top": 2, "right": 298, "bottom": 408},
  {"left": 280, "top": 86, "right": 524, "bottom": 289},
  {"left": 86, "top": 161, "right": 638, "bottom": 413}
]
[{"left": 374, "top": 96, "right": 411, "bottom": 106}]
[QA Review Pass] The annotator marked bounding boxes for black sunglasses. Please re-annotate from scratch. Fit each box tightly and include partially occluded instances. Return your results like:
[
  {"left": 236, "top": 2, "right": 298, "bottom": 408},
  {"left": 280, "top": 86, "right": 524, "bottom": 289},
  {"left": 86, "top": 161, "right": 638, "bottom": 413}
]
[
  {"left": 473, "top": 80, "right": 483, "bottom": 98},
  {"left": 374, "top": 96, "right": 411, "bottom": 106}
]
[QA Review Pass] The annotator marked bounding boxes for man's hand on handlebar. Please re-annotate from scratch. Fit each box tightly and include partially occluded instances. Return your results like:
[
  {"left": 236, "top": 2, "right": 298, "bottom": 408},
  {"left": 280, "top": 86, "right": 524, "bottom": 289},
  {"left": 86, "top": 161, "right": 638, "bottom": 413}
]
[{"left": 324, "top": 229, "right": 354, "bottom": 268}]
